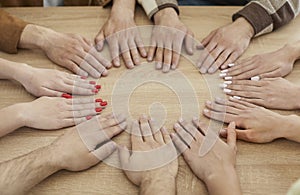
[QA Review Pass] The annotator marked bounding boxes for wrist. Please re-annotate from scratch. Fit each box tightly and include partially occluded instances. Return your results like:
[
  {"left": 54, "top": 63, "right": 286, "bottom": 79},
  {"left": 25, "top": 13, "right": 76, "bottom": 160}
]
[
  {"left": 282, "top": 114, "right": 300, "bottom": 142},
  {"left": 282, "top": 43, "right": 300, "bottom": 62},
  {"left": 111, "top": 0, "right": 135, "bottom": 19},
  {"left": 233, "top": 17, "right": 255, "bottom": 39},
  {"left": 12, "top": 63, "right": 33, "bottom": 83},
  {"left": 153, "top": 8, "right": 178, "bottom": 24},
  {"left": 140, "top": 172, "right": 176, "bottom": 195},
  {"left": 38, "top": 145, "right": 63, "bottom": 172}
]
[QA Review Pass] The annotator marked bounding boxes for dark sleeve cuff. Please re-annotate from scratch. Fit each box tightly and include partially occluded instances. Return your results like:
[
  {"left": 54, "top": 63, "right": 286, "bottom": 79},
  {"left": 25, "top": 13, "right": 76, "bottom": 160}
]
[
  {"left": 0, "top": 10, "right": 28, "bottom": 54},
  {"left": 232, "top": 2, "right": 273, "bottom": 36}
]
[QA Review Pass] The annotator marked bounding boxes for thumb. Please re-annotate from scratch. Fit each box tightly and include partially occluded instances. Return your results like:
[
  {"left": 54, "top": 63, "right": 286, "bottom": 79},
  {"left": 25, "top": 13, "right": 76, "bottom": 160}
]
[
  {"left": 95, "top": 30, "right": 105, "bottom": 52},
  {"left": 118, "top": 145, "right": 130, "bottom": 169},
  {"left": 226, "top": 122, "right": 237, "bottom": 149}
]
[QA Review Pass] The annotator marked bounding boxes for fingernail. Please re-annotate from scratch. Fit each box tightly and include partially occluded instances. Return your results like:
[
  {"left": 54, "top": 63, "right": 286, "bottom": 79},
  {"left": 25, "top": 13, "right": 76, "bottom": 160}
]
[
  {"left": 206, "top": 100, "right": 212, "bottom": 105},
  {"left": 171, "top": 64, "right": 176, "bottom": 70},
  {"left": 162, "top": 64, "right": 169, "bottom": 73},
  {"left": 233, "top": 96, "right": 241, "bottom": 100},
  {"left": 220, "top": 129, "right": 226, "bottom": 134},
  {"left": 203, "top": 109, "right": 209, "bottom": 113},
  {"left": 219, "top": 73, "right": 227, "bottom": 77},
  {"left": 208, "top": 68, "right": 215, "bottom": 74},
  {"left": 219, "top": 83, "right": 227, "bottom": 88},
  {"left": 89, "top": 81, "right": 96, "bottom": 85},
  {"left": 95, "top": 85, "right": 101, "bottom": 89},
  {"left": 174, "top": 123, "right": 180, "bottom": 128},
  {"left": 224, "top": 76, "right": 232, "bottom": 80},
  {"left": 200, "top": 68, "right": 206, "bottom": 74},
  {"left": 178, "top": 118, "right": 184, "bottom": 123},
  {"left": 147, "top": 56, "right": 153, "bottom": 61},
  {"left": 192, "top": 116, "right": 198, "bottom": 121},
  {"left": 95, "top": 98, "right": 103, "bottom": 103},
  {"left": 92, "top": 89, "right": 99, "bottom": 93},
  {"left": 224, "top": 81, "right": 232, "bottom": 85},
  {"left": 223, "top": 88, "right": 231, "bottom": 93},
  {"left": 251, "top": 76, "right": 260, "bottom": 81},
  {"left": 81, "top": 76, "right": 87, "bottom": 79},
  {"left": 100, "top": 101, "right": 107, "bottom": 106},
  {"left": 95, "top": 107, "right": 102, "bottom": 112},
  {"left": 228, "top": 63, "right": 235, "bottom": 67},
  {"left": 221, "top": 69, "right": 228, "bottom": 73},
  {"left": 86, "top": 116, "right": 92, "bottom": 120},
  {"left": 61, "top": 93, "right": 72, "bottom": 99},
  {"left": 156, "top": 62, "right": 162, "bottom": 69}
]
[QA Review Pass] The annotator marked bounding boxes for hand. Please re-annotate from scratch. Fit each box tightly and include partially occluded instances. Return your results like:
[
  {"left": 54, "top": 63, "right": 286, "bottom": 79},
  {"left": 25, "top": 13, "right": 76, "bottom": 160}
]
[
  {"left": 197, "top": 17, "right": 254, "bottom": 74},
  {"left": 171, "top": 119, "right": 241, "bottom": 195},
  {"left": 220, "top": 45, "right": 297, "bottom": 80},
  {"left": 19, "top": 96, "right": 107, "bottom": 130},
  {"left": 119, "top": 115, "right": 178, "bottom": 194},
  {"left": 149, "top": 8, "right": 194, "bottom": 73},
  {"left": 19, "top": 25, "right": 111, "bottom": 78},
  {"left": 15, "top": 64, "right": 100, "bottom": 97},
  {"left": 203, "top": 97, "right": 287, "bottom": 143},
  {"left": 222, "top": 78, "right": 300, "bottom": 110},
  {"left": 49, "top": 113, "right": 127, "bottom": 171},
  {"left": 95, "top": 0, "right": 147, "bottom": 69}
]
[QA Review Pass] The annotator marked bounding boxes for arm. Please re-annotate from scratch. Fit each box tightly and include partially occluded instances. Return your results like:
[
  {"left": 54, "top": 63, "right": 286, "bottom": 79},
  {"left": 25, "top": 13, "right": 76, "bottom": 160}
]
[
  {"left": 233, "top": 0, "right": 300, "bottom": 36},
  {"left": 0, "top": 114, "right": 126, "bottom": 194},
  {"left": 0, "top": 9, "right": 28, "bottom": 54}
]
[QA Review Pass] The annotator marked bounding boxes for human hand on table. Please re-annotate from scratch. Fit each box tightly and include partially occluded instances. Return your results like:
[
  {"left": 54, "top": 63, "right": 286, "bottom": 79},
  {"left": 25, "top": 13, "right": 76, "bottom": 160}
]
[
  {"left": 95, "top": 0, "right": 147, "bottom": 69},
  {"left": 15, "top": 64, "right": 100, "bottom": 97},
  {"left": 203, "top": 97, "right": 290, "bottom": 143},
  {"left": 220, "top": 44, "right": 297, "bottom": 80},
  {"left": 221, "top": 78, "right": 300, "bottom": 110},
  {"left": 18, "top": 96, "right": 107, "bottom": 130},
  {"left": 197, "top": 17, "right": 254, "bottom": 74},
  {"left": 19, "top": 24, "right": 111, "bottom": 78},
  {"left": 119, "top": 115, "right": 178, "bottom": 195},
  {"left": 148, "top": 8, "right": 194, "bottom": 73},
  {"left": 171, "top": 119, "right": 241, "bottom": 195}
]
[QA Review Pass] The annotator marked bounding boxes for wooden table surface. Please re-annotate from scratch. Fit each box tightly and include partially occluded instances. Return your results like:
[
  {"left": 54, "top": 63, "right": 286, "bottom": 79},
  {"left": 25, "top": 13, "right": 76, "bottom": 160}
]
[{"left": 0, "top": 6, "right": 300, "bottom": 195}]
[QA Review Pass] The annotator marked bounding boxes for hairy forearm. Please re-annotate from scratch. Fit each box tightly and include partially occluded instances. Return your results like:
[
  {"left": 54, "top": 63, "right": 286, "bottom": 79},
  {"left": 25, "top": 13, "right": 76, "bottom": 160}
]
[
  {"left": 0, "top": 146, "right": 60, "bottom": 194},
  {"left": 0, "top": 103, "right": 26, "bottom": 137},
  {"left": 140, "top": 176, "right": 176, "bottom": 195},
  {"left": 111, "top": 0, "right": 136, "bottom": 18},
  {"left": 205, "top": 166, "right": 242, "bottom": 195}
]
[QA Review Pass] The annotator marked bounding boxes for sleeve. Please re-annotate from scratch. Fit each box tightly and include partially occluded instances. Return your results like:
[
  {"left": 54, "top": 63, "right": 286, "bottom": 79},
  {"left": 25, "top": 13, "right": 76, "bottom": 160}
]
[
  {"left": 0, "top": 9, "right": 28, "bottom": 54},
  {"left": 232, "top": 0, "right": 300, "bottom": 37},
  {"left": 137, "top": 0, "right": 179, "bottom": 20}
]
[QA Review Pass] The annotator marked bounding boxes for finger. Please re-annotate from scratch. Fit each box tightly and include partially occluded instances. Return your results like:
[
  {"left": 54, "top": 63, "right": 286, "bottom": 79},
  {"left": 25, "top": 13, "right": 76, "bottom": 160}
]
[
  {"left": 39, "top": 87, "right": 62, "bottom": 97},
  {"left": 202, "top": 46, "right": 224, "bottom": 74},
  {"left": 147, "top": 40, "right": 156, "bottom": 62},
  {"left": 61, "top": 84, "right": 96, "bottom": 96},
  {"left": 155, "top": 45, "right": 164, "bottom": 70},
  {"left": 226, "top": 122, "right": 237, "bottom": 149},
  {"left": 63, "top": 116, "right": 89, "bottom": 127},
  {"left": 64, "top": 60, "right": 88, "bottom": 77},
  {"left": 161, "top": 127, "right": 171, "bottom": 144},
  {"left": 235, "top": 129, "right": 253, "bottom": 142},
  {"left": 233, "top": 97, "right": 265, "bottom": 107},
  {"left": 184, "top": 30, "right": 194, "bottom": 55},
  {"left": 72, "top": 55, "right": 100, "bottom": 78},
  {"left": 150, "top": 119, "right": 164, "bottom": 144},
  {"left": 92, "top": 141, "right": 117, "bottom": 161},
  {"left": 139, "top": 115, "right": 154, "bottom": 142},
  {"left": 135, "top": 35, "right": 147, "bottom": 58},
  {"left": 70, "top": 102, "right": 104, "bottom": 111},
  {"left": 131, "top": 120, "right": 143, "bottom": 149},
  {"left": 170, "top": 133, "right": 189, "bottom": 154},
  {"left": 69, "top": 97, "right": 102, "bottom": 104},
  {"left": 95, "top": 30, "right": 105, "bottom": 51},
  {"left": 173, "top": 123, "right": 194, "bottom": 148},
  {"left": 224, "top": 89, "right": 262, "bottom": 99},
  {"left": 163, "top": 48, "right": 172, "bottom": 73},
  {"left": 107, "top": 38, "right": 120, "bottom": 67},
  {"left": 100, "top": 114, "right": 126, "bottom": 129},
  {"left": 224, "top": 62, "right": 255, "bottom": 78},
  {"left": 221, "top": 51, "right": 240, "bottom": 69},
  {"left": 120, "top": 42, "right": 134, "bottom": 69},
  {"left": 229, "top": 80, "right": 263, "bottom": 87},
  {"left": 129, "top": 39, "right": 141, "bottom": 65},
  {"left": 83, "top": 51, "right": 108, "bottom": 76},
  {"left": 118, "top": 145, "right": 130, "bottom": 166},
  {"left": 205, "top": 100, "right": 241, "bottom": 115},
  {"left": 71, "top": 108, "right": 99, "bottom": 118},
  {"left": 228, "top": 97, "right": 258, "bottom": 108},
  {"left": 214, "top": 97, "right": 248, "bottom": 110},
  {"left": 201, "top": 30, "right": 216, "bottom": 47},
  {"left": 192, "top": 117, "right": 209, "bottom": 135},
  {"left": 259, "top": 69, "right": 282, "bottom": 79},
  {"left": 102, "top": 120, "right": 127, "bottom": 139},
  {"left": 225, "top": 84, "right": 260, "bottom": 93},
  {"left": 209, "top": 49, "right": 231, "bottom": 73},
  {"left": 89, "top": 47, "right": 112, "bottom": 69},
  {"left": 203, "top": 108, "right": 236, "bottom": 124},
  {"left": 178, "top": 118, "right": 202, "bottom": 141}
]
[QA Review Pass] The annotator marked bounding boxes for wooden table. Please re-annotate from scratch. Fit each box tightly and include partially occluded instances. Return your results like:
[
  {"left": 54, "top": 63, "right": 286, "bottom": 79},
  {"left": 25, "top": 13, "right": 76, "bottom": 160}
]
[{"left": 0, "top": 6, "right": 300, "bottom": 195}]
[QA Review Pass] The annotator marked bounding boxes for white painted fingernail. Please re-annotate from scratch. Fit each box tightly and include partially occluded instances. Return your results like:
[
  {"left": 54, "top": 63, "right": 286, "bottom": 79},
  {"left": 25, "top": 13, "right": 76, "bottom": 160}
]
[
  {"left": 228, "top": 63, "right": 235, "bottom": 67},
  {"left": 230, "top": 96, "right": 241, "bottom": 100},
  {"left": 221, "top": 69, "right": 228, "bottom": 73},
  {"left": 224, "top": 76, "right": 232, "bottom": 80},
  {"left": 219, "top": 83, "right": 227, "bottom": 88},
  {"left": 251, "top": 76, "right": 260, "bottom": 81},
  {"left": 203, "top": 109, "right": 209, "bottom": 113},
  {"left": 224, "top": 81, "right": 232, "bottom": 85},
  {"left": 219, "top": 73, "right": 227, "bottom": 77},
  {"left": 223, "top": 88, "right": 231, "bottom": 93}
]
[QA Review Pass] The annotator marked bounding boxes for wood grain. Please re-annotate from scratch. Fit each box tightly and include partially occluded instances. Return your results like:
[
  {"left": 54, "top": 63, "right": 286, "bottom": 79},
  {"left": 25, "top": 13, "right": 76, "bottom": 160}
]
[{"left": 0, "top": 6, "right": 299, "bottom": 195}]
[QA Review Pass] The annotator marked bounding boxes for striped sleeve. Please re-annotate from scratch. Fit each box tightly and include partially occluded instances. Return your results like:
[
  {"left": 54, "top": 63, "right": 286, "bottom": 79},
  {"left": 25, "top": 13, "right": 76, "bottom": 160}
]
[
  {"left": 232, "top": 0, "right": 300, "bottom": 37},
  {"left": 0, "top": 9, "right": 28, "bottom": 54},
  {"left": 137, "top": 0, "right": 179, "bottom": 20}
]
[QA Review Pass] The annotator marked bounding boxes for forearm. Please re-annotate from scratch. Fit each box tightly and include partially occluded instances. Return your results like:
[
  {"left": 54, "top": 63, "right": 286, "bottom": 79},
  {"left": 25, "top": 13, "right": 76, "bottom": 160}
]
[
  {"left": 111, "top": 0, "right": 136, "bottom": 18},
  {"left": 0, "top": 146, "right": 60, "bottom": 194},
  {"left": 140, "top": 176, "right": 176, "bottom": 195},
  {"left": 284, "top": 41, "right": 300, "bottom": 61},
  {"left": 282, "top": 115, "right": 300, "bottom": 143},
  {"left": 0, "top": 103, "right": 26, "bottom": 137},
  {"left": 205, "top": 166, "right": 242, "bottom": 195}
]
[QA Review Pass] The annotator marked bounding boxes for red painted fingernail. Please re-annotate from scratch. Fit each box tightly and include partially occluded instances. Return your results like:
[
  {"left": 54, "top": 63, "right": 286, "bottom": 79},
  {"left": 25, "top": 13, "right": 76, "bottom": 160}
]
[
  {"left": 61, "top": 93, "right": 72, "bottom": 99},
  {"left": 100, "top": 101, "right": 107, "bottom": 106},
  {"left": 95, "top": 85, "right": 101, "bottom": 89},
  {"left": 89, "top": 81, "right": 96, "bottom": 85},
  {"left": 92, "top": 89, "right": 99, "bottom": 93},
  {"left": 95, "top": 98, "right": 103, "bottom": 102},
  {"left": 95, "top": 107, "right": 102, "bottom": 112},
  {"left": 81, "top": 76, "right": 87, "bottom": 79},
  {"left": 86, "top": 116, "right": 92, "bottom": 120}
]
